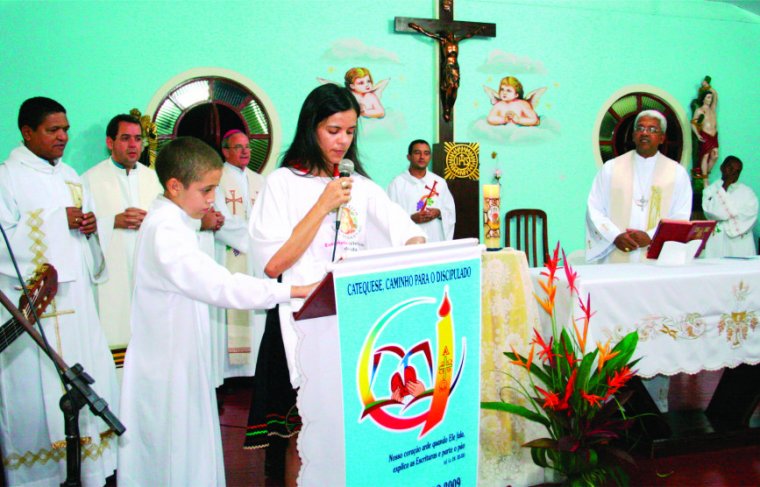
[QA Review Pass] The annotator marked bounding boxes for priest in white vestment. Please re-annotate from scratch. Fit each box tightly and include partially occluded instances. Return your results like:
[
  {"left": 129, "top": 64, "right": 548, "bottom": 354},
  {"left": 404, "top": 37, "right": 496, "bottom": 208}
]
[
  {"left": 208, "top": 130, "right": 267, "bottom": 382},
  {"left": 585, "top": 110, "right": 692, "bottom": 413},
  {"left": 0, "top": 97, "right": 119, "bottom": 487},
  {"left": 702, "top": 155, "right": 758, "bottom": 257},
  {"left": 586, "top": 110, "right": 692, "bottom": 264},
  {"left": 387, "top": 139, "right": 455, "bottom": 242},
  {"left": 82, "top": 114, "right": 162, "bottom": 379}
]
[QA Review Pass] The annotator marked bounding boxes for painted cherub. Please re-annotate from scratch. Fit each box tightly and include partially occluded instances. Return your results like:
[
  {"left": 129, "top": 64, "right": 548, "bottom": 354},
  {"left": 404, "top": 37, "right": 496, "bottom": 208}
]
[
  {"left": 317, "top": 67, "right": 389, "bottom": 119},
  {"left": 484, "top": 76, "right": 547, "bottom": 126}
]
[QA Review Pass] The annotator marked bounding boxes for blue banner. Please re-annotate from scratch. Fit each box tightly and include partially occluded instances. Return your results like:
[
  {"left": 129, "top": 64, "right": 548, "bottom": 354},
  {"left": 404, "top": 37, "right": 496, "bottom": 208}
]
[{"left": 336, "top": 257, "right": 481, "bottom": 486}]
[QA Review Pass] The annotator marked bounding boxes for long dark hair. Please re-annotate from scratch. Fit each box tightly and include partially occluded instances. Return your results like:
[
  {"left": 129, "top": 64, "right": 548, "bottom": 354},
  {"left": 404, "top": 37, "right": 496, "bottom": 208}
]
[{"left": 281, "top": 84, "right": 369, "bottom": 178}]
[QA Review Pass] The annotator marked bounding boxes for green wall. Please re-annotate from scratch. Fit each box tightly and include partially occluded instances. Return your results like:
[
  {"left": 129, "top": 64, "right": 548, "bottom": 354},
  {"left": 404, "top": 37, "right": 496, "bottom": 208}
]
[{"left": 1, "top": 0, "right": 758, "bottom": 253}]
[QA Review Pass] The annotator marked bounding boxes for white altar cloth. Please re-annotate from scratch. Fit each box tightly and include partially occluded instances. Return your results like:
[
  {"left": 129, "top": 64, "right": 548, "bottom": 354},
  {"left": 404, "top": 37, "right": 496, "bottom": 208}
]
[{"left": 531, "top": 258, "right": 760, "bottom": 378}]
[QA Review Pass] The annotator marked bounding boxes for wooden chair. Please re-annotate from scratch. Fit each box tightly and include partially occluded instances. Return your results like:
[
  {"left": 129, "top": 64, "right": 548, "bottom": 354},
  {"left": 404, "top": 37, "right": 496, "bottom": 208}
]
[{"left": 504, "top": 209, "right": 549, "bottom": 267}]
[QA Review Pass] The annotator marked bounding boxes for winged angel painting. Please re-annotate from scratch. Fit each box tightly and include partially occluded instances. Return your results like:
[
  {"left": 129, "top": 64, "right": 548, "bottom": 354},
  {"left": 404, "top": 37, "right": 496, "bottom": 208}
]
[
  {"left": 318, "top": 67, "right": 389, "bottom": 119},
  {"left": 483, "top": 76, "right": 547, "bottom": 126}
]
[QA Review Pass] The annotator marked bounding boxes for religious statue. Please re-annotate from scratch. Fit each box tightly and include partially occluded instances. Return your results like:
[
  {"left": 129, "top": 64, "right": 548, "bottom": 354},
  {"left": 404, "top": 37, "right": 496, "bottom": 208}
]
[
  {"left": 690, "top": 76, "right": 718, "bottom": 178},
  {"left": 408, "top": 22, "right": 486, "bottom": 122},
  {"left": 130, "top": 108, "right": 158, "bottom": 167},
  {"left": 483, "top": 76, "right": 547, "bottom": 126}
]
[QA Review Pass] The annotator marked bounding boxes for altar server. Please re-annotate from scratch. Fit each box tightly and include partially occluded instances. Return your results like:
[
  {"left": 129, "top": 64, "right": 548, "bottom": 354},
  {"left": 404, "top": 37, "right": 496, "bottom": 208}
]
[
  {"left": 387, "top": 139, "right": 456, "bottom": 242},
  {"left": 0, "top": 97, "right": 119, "bottom": 486},
  {"left": 702, "top": 155, "right": 758, "bottom": 257},
  {"left": 586, "top": 110, "right": 692, "bottom": 263},
  {"left": 117, "top": 137, "right": 313, "bottom": 487},
  {"left": 82, "top": 114, "right": 162, "bottom": 378}
]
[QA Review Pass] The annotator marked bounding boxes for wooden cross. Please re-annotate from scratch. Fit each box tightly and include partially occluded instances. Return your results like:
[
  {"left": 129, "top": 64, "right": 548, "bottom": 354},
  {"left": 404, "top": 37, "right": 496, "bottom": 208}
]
[
  {"left": 419, "top": 180, "right": 440, "bottom": 212},
  {"left": 225, "top": 190, "right": 243, "bottom": 215},
  {"left": 395, "top": 0, "right": 495, "bottom": 143}
]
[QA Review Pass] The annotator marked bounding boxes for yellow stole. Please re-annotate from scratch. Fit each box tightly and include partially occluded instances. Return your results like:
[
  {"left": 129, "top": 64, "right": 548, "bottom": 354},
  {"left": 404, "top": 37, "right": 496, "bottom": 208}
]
[{"left": 609, "top": 152, "right": 676, "bottom": 263}]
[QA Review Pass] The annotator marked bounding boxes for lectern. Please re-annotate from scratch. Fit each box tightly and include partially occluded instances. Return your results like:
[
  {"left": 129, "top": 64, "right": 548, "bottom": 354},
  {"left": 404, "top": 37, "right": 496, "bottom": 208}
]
[{"left": 294, "top": 239, "right": 482, "bottom": 486}]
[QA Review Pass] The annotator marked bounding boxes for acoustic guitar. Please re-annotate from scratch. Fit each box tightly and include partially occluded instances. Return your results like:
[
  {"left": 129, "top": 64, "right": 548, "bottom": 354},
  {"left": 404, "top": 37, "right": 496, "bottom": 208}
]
[{"left": 0, "top": 264, "right": 58, "bottom": 353}]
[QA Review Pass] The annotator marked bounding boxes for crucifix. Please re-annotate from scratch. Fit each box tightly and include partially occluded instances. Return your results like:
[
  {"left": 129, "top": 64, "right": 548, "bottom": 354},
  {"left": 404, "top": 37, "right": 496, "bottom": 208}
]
[
  {"left": 395, "top": 0, "right": 495, "bottom": 143},
  {"left": 395, "top": 0, "right": 496, "bottom": 239}
]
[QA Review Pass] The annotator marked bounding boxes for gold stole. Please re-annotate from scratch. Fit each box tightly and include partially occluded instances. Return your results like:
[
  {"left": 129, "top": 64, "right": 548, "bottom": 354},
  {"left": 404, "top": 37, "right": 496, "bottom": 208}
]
[
  {"left": 609, "top": 152, "right": 676, "bottom": 263},
  {"left": 220, "top": 167, "right": 253, "bottom": 365}
]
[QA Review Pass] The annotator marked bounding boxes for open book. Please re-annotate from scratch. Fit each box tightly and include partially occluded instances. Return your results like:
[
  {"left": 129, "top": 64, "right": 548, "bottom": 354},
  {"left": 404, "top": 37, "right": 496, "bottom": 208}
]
[{"left": 646, "top": 219, "right": 716, "bottom": 260}]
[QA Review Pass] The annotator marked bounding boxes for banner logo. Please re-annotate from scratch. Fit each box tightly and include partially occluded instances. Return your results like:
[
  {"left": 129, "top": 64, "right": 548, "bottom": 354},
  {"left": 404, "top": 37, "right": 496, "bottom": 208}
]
[{"left": 356, "top": 288, "right": 465, "bottom": 437}]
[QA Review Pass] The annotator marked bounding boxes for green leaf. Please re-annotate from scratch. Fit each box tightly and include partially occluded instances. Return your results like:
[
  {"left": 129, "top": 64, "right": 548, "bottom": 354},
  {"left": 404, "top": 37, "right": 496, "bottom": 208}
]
[
  {"left": 480, "top": 401, "right": 551, "bottom": 427},
  {"left": 524, "top": 438, "right": 558, "bottom": 449},
  {"left": 576, "top": 349, "right": 599, "bottom": 392}
]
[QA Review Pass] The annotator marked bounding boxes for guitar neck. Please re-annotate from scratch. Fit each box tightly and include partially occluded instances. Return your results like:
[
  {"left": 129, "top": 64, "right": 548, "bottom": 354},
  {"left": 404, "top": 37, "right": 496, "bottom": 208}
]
[{"left": 0, "top": 317, "right": 25, "bottom": 354}]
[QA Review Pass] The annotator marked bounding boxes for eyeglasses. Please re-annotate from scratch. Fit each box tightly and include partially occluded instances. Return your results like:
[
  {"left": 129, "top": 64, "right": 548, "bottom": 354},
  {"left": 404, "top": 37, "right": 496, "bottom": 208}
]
[
  {"left": 226, "top": 144, "right": 249, "bottom": 152},
  {"left": 634, "top": 126, "right": 661, "bottom": 134}
]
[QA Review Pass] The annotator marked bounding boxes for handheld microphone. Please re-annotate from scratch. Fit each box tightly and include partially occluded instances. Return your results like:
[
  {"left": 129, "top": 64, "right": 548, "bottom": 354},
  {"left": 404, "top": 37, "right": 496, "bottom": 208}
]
[
  {"left": 337, "top": 158, "right": 354, "bottom": 178},
  {"left": 332, "top": 159, "right": 355, "bottom": 261}
]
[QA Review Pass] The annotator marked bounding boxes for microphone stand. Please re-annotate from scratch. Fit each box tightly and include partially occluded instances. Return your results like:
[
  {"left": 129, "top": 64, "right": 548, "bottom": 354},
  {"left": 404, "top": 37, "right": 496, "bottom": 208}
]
[{"left": 0, "top": 289, "right": 125, "bottom": 487}]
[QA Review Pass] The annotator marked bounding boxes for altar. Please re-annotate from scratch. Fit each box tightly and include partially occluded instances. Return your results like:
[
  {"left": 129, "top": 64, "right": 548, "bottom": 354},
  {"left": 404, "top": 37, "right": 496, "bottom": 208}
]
[
  {"left": 531, "top": 258, "right": 760, "bottom": 377},
  {"left": 479, "top": 249, "right": 544, "bottom": 486},
  {"left": 530, "top": 257, "right": 760, "bottom": 456}
]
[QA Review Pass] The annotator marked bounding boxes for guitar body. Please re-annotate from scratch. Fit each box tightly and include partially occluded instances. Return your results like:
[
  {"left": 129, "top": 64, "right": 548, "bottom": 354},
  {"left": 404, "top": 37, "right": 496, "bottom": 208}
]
[{"left": 0, "top": 264, "right": 58, "bottom": 353}]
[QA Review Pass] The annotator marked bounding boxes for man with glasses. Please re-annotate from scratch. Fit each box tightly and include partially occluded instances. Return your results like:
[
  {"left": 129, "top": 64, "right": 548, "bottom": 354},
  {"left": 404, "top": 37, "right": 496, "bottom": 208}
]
[
  {"left": 83, "top": 114, "right": 162, "bottom": 380},
  {"left": 206, "top": 129, "right": 267, "bottom": 385},
  {"left": 586, "top": 109, "right": 692, "bottom": 264}
]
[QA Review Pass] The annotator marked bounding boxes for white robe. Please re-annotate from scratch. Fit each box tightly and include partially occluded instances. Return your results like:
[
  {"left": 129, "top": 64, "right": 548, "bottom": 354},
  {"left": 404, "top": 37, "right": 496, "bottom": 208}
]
[
  {"left": 0, "top": 145, "right": 119, "bottom": 487},
  {"left": 387, "top": 169, "right": 455, "bottom": 242},
  {"left": 249, "top": 167, "right": 426, "bottom": 387},
  {"left": 82, "top": 159, "right": 162, "bottom": 364},
  {"left": 702, "top": 179, "right": 758, "bottom": 257},
  {"left": 117, "top": 196, "right": 290, "bottom": 487},
  {"left": 210, "top": 163, "right": 267, "bottom": 381},
  {"left": 586, "top": 150, "right": 692, "bottom": 263}
]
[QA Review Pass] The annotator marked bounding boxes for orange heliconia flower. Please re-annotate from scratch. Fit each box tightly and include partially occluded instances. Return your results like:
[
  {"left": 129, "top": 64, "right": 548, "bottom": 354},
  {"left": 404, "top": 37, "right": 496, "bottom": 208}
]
[
  {"left": 575, "top": 294, "right": 593, "bottom": 353},
  {"left": 596, "top": 339, "right": 620, "bottom": 372},
  {"left": 509, "top": 343, "right": 535, "bottom": 371}
]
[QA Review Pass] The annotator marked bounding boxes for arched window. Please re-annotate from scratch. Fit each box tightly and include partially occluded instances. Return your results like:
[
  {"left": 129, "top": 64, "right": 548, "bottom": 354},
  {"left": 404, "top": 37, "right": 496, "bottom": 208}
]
[
  {"left": 594, "top": 86, "right": 690, "bottom": 168},
  {"left": 149, "top": 74, "right": 276, "bottom": 173}
]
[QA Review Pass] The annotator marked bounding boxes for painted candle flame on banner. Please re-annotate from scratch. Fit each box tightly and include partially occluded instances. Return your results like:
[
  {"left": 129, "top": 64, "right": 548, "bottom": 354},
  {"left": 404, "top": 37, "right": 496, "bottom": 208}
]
[{"left": 356, "top": 288, "right": 465, "bottom": 437}]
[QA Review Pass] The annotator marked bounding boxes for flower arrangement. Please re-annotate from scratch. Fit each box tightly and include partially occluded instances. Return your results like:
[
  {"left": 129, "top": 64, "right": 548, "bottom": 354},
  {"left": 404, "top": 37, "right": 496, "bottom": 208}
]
[{"left": 482, "top": 243, "right": 640, "bottom": 486}]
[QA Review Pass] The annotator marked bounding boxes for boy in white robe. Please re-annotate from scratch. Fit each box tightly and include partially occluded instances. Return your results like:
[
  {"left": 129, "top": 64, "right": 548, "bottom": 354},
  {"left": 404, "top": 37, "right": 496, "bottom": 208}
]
[
  {"left": 387, "top": 139, "right": 456, "bottom": 242},
  {"left": 702, "top": 155, "right": 758, "bottom": 257},
  {"left": 117, "top": 137, "right": 313, "bottom": 487},
  {"left": 0, "top": 97, "right": 119, "bottom": 487},
  {"left": 82, "top": 114, "right": 163, "bottom": 379}
]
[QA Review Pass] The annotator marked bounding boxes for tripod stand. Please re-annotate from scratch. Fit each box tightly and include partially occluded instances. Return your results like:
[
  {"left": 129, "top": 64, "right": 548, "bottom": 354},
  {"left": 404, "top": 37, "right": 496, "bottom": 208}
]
[{"left": 0, "top": 288, "right": 125, "bottom": 487}]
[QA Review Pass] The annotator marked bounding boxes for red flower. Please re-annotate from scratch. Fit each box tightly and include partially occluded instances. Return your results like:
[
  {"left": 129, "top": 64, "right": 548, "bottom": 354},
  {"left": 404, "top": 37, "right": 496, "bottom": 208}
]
[
  {"left": 535, "top": 386, "right": 561, "bottom": 410},
  {"left": 606, "top": 366, "right": 635, "bottom": 398},
  {"left": 562, "top": 248, "right": 579, "bottom": 296},
  {"left": 581, "top": 390, "right": 604, "bottom": 407},
  {"left": 531, "top": 329, "right": 555, "bottom": 365}
]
